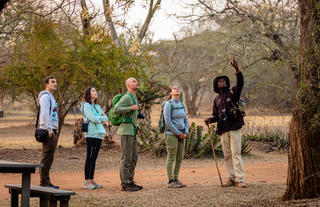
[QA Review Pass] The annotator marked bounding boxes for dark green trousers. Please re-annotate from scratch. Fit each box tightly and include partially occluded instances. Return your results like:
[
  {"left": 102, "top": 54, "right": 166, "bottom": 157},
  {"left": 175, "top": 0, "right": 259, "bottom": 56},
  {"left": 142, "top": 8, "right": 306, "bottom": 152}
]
[
  {"left": 40, "top": 131, "right": 58, "bottom": 186},
  {"left": 120, "top": 135, "right": 138, "bottom": 185}
]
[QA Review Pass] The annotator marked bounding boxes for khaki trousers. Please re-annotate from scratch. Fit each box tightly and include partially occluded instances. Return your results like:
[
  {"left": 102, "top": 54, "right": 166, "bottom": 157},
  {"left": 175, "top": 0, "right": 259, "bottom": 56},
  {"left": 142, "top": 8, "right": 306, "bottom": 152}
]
[
  {"left": 120, "top": 135, "right": 138, "bottom": 185},
  {"left": 221, "top": 129, "right": 244, "bottom": 182},
  {"left": 40, "top": 131, "right": 58, "bottom": 185}
]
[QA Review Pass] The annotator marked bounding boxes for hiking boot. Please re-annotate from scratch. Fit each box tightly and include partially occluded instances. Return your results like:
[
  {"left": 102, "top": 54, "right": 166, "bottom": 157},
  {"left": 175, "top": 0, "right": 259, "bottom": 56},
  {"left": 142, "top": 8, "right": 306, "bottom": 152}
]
[
  {"left": 174, "top": 179, "right": 186, "bottom": 188},
  {"left": 167, "top": 180, "right": 184, "bottom": 188},
  {"left": 92, "top": 180, "right": 103, "bottom": 188},
  {"left": 83, "top": 181, "right": 96, "bottom": 190},
  {"left": 234, "top": 182, "right": 247, "bottom": 188},
  {"left": 121, "top": 184, "right": 139, "bottom": 192},
  {"left": 223, "top": 179, "right": 235, "bottom": 187},
  {"left": 132, "top": 183, "right": 143, "bottom": 190},
  {"left": 167, "top": 180, "right": 179, "bottom": 188}
]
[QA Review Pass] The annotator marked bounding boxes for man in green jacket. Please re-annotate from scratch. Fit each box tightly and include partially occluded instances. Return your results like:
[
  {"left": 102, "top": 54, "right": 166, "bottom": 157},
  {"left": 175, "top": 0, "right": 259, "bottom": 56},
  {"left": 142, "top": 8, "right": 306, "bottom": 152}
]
[{"left": 114, "top": 77, "right": 143, "bottom": 192}]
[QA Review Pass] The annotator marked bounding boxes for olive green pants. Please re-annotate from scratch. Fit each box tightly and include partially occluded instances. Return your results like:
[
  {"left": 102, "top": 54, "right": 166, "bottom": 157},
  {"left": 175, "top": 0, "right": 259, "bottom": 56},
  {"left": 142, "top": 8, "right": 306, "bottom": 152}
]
[
  {"left": 120, "top": 135, "right": 138, "bottom": 185},
  {"left": 165, "top": 134, "right": 185, "bottom": 181},
  {"left": 40, "top": 131, "right": 58, "bottom": 186}
]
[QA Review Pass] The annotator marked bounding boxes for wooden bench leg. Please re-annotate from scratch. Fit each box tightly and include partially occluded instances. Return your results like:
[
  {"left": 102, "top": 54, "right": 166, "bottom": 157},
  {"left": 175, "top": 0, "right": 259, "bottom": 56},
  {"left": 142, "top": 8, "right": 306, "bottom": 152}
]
[
  {"left": 59, "top": 197, "right": 70, "bottom": 207},
  {"left": 49, "top": 198, "right": 57, "bottom": 207},
  {"left": 40, "top": 196, "right": 49, "bottom": 207},
  {"left": 10, "top": 189, "right": 19, "bottom": 207}
]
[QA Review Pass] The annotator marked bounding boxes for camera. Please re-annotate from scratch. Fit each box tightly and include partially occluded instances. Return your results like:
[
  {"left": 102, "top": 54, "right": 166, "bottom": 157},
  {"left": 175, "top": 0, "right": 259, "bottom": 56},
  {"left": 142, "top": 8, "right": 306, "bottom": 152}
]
[
  {"left": 81, "top": 121, "right": 89, "bottom": 132},
  {"left": 138, "top": 113, "right": 145, "bottom": 119}
]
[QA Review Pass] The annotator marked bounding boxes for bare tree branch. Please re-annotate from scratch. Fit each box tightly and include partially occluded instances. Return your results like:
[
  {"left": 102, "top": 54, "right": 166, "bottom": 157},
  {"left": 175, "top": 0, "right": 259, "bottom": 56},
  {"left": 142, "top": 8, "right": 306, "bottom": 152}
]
[
  {"left": 138, "top": 0, "right": 162, "bottom": 43},
  {"left": 102, "top": 0, "right": 121, "bottom": 47}
]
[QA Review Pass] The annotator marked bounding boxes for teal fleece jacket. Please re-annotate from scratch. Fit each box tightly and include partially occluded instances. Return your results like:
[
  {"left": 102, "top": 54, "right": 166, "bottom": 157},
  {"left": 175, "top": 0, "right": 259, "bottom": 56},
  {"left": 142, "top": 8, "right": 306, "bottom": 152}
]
[{"left": 81, "top": 102, "right": 108, "bottom": 139}]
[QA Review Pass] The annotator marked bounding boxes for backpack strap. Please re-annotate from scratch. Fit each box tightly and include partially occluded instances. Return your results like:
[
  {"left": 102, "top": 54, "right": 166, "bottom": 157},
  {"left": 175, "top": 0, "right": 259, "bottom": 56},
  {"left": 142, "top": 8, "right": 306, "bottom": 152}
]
[
  {"left": 125, "top": 92, "right": 138, "bottom": 125},
  {"left": 81, "top": 102, "right": 87, "bottom": 121},
  {"left": 125, "top": 93, "right": 139, "bottom": 139},
  {"left": 35, "top": 106, "right": 40, "bottom": 129},
  {"left": 40, "top": 92, "right": 52, "bottom": 116},
  {"left": 127, "top": 92, "right": 140, "bottom": 113},
  {"left": 36, "top": 93, "right": 52, "bottom": 129}
]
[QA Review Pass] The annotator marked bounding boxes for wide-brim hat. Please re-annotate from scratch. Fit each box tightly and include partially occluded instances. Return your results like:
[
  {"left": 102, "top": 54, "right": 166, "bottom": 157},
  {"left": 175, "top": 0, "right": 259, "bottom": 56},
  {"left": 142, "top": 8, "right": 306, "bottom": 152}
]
[{"left": 213, "top": 75, "right": 230, "bottom": 93}]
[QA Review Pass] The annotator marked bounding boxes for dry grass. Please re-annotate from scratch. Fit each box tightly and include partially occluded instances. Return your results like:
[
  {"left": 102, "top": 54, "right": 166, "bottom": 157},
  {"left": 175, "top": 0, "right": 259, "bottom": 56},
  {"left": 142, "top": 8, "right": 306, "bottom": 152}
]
[{"left": 0, "top": 108, "right": 291, "bottom": 149}]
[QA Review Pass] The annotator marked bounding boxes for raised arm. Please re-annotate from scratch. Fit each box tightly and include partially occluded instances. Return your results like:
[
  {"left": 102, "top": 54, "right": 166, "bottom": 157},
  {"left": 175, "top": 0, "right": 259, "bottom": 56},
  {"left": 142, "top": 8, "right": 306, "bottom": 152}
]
[{"left": 230, "top": 56, "right": 244, "bottom": 101}]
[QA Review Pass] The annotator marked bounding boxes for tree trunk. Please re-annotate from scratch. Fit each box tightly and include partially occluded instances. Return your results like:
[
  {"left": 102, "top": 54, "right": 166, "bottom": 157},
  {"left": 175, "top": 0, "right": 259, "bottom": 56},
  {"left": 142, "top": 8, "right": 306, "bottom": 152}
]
[
  {"left": 80, "top": 0, "right": 91, "bottom": 36},
  {"left": 283, "top": 0, "right": 320, "bottom": 200}
]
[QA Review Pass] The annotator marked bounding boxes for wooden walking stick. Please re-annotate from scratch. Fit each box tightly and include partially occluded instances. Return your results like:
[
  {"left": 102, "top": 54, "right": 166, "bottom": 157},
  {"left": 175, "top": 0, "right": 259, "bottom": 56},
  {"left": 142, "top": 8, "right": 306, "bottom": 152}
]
[{"left": 207, "top": 125, "right": 224, "bottom": 187}]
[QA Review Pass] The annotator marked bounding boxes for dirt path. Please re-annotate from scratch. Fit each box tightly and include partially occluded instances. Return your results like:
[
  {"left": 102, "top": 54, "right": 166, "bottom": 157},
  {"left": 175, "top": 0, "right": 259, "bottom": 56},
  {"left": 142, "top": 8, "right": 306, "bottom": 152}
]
[{"left": 0, "top": 161, "right": 287, "bottom": 199}]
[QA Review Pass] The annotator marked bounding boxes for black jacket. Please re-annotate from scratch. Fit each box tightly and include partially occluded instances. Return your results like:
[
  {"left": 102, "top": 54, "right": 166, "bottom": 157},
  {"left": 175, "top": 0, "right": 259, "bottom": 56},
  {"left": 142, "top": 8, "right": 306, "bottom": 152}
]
[{"left": 208, "top": 72, "right": 245, "bottom": 135}]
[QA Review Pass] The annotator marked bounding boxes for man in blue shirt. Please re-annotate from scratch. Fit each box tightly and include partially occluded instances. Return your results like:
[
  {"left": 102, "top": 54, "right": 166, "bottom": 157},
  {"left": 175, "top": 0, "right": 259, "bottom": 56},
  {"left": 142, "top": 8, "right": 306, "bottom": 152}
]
[{"left": 38, "top": 76, "right": 59, "bottom": 189}]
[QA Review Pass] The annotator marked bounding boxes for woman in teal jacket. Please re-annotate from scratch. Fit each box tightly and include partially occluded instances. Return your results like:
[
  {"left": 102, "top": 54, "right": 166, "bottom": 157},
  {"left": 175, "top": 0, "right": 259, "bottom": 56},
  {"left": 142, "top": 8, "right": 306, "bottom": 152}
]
[{"left": 81, "top": 86, "right": 108, "bottom": 189}]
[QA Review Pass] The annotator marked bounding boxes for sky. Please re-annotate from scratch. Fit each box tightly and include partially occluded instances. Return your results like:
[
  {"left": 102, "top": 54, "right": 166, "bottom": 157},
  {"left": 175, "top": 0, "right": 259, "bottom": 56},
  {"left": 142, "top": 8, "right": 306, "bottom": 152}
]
[{"left": 94, "top": 0, "right": 191, "bottom": 41}]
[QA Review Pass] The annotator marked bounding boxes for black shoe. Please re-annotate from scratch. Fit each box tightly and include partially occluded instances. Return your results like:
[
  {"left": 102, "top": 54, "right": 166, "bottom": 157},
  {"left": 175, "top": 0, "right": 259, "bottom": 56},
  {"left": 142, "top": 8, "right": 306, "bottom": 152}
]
[
  {"left": 132, "top": 183, "right": 143, "bottom": 190},
  {"left": 49, "top": 183, "right": 59, "bottom": 189},
  {"left": 121, "top": 184, "right": 139, "bottom": 192},
  {"left": 41, "top": 183, "right": 59, "bottom": 189}
]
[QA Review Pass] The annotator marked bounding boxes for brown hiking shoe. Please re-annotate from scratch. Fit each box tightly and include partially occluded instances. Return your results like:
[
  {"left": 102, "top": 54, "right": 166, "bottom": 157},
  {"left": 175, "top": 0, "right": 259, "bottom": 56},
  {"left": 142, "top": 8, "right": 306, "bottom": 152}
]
[
  {"left": 121, "top": 184, "right": 139, "bottom": 192},
  {"left": 234, "top": 182, "right": 247, "bottom": 188},
  {"left": 223, "top": 179, "right": 235, "bottom": 187}
]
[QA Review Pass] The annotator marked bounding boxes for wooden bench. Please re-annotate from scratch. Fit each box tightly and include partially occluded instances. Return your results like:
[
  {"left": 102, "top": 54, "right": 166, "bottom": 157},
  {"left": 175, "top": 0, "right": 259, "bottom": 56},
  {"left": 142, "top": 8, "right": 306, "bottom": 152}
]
[{"left": 5, "top": 184, "right": 75, "bottom": 207}]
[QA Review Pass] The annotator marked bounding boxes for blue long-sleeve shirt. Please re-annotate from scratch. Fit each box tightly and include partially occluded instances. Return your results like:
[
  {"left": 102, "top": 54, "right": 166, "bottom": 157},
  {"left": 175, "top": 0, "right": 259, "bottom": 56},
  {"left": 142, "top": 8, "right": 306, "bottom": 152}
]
[
  {"left": 81, "top": 102, "right": 108, "bottom": 139},
  {"left": 38, "top": 90, "right": 58, "bottom": 133},
  {"left": 164, "top": 98, "right": 188, "bottom": 136}
]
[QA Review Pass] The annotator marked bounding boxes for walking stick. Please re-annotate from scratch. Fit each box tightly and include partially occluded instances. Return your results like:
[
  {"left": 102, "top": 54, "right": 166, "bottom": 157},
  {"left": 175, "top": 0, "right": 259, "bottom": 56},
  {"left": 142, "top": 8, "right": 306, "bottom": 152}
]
[{"left": 207, "top": 125, "right": 224, "bottom": 187}]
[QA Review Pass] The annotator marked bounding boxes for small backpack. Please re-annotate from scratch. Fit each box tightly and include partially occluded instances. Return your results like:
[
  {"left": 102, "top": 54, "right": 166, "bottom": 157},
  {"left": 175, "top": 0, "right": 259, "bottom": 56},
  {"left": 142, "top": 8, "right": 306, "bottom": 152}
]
[
  {"left": 158, "top": 101, "right": 168, "bottom": 133},
  {"left": 158, "top": 100, "right": 185, "bottom": 133},
  {"left": 108, "top": 94, "right": 125, "bottom": 126}
]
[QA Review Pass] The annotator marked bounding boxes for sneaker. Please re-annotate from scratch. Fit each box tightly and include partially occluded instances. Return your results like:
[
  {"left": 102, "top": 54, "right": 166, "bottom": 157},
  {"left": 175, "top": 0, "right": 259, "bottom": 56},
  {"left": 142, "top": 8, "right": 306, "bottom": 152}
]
[
  {"left": 121, "top": 184, "right": 139, "bottom": 192},
  {"left": 174, "top": 179, "right": 186, "bottom": 188},
  {"left": 132, "top": 183, "right": 143, "bottom": 190},
  {"left": 83, "top": 181, "right": 96, "bottom": 190},
  {"left": 92, "top": 180, "right": 103, "bottom": 188},
  {"left": 234, "top": 182, "right": 247, "bottom": 188},
  {"left": 167, "top": 180, "right": 182, "bottom": 188},
  {"left": 223, "top": 179, "right": 235, "bottom": 187}
]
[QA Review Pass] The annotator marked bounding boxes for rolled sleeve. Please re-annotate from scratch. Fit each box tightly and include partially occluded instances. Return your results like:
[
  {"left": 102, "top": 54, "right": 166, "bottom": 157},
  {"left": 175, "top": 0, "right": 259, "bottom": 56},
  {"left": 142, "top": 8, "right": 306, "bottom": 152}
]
[{"left": 114, "top": 95, "right": 132, "bottom": 114}]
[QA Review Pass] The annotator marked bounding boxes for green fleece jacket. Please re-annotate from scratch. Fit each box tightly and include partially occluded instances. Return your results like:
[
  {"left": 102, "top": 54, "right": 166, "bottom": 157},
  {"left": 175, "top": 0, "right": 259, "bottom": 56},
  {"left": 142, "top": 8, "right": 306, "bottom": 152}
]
[{"left": 114, "top": 92, "right": 138, "bottom": 136}]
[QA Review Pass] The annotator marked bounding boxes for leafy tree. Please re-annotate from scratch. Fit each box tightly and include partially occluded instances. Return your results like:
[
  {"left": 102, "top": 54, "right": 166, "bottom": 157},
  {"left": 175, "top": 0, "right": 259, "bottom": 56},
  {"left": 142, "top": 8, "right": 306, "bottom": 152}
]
[{"left": 0, "top": 19, "right": 144, "bottom": 138}]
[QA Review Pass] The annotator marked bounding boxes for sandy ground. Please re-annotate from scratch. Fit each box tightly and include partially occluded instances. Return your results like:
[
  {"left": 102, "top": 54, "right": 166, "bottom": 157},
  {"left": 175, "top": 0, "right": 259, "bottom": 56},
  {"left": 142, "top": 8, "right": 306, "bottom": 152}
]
[
  {"left": 0, "top": 114, "right": 319, "bottom": 206},
  {"left": 0, "top": 147, "right": 288, "bottom": 207}
]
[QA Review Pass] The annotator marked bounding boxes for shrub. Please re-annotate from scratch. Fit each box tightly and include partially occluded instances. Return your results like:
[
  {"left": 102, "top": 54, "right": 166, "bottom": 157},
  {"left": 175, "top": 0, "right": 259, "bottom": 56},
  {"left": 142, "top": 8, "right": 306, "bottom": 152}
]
[
  {"left": 139, "top": 122, "right": 252, "bottom": 158},
  {"left": 242, "top": 128, "right": 288, "bottom": 151}
]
